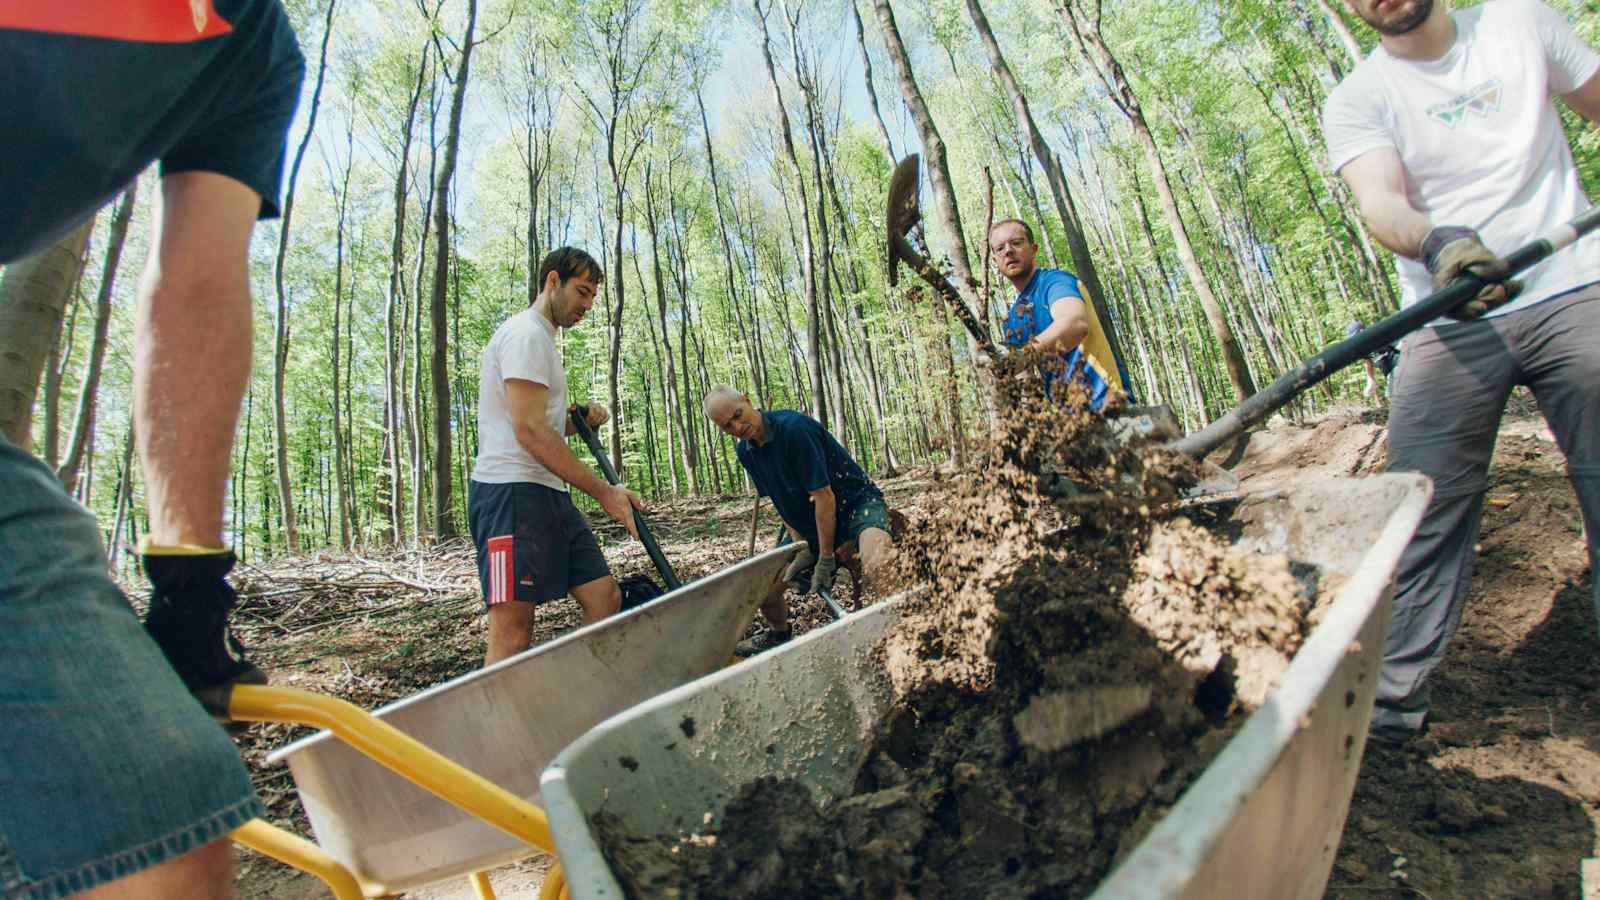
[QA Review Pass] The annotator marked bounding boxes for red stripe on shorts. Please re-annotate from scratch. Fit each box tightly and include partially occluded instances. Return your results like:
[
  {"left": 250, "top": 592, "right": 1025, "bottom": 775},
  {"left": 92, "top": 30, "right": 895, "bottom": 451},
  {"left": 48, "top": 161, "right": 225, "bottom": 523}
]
[{"left": 486, "top": 535, "right": 514, "bottom": 606}]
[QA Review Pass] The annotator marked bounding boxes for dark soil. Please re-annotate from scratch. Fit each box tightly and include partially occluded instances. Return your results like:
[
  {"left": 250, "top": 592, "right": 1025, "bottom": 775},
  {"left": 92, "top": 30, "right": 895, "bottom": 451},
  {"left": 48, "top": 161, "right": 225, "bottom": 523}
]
[
  {"left": 227, "top": 396, "right": 1600, "bottom": 898},
  {"left": 594, "top": 371, "right": 1319, "bottom": 899}
]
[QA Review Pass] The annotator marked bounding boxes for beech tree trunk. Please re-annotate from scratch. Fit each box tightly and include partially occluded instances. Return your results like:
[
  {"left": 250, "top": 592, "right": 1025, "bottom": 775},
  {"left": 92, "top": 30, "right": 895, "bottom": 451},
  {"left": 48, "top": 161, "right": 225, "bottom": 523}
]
[
  {"left": 427, "top": 0, "right": 477, "bottom": 539},
  {"left": 270, "top": 0, "right": 338, "bottom": 554},
  {"left": 0, "top": 219, "right": 95, "bottom": 448},
  {"left": 1058, "top": 0, "right": 1256, "bottom": 403},
  {"left": 966, "top": 0, "right": 1128, "bottom": 374},
  {"left": 59, "top": 182, "right": 138, "bottom": 493}
]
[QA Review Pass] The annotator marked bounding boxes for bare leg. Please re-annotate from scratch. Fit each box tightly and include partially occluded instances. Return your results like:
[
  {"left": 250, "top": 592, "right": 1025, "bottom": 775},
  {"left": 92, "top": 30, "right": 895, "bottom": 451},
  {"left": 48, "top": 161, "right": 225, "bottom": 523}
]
[
  {"left": 79, "top": 837, "right": 232, "bottom": 900},
  {"left": 485, "top": 602, "right": 536, "bottom": 666},
  {"left": 569, "top": 575, "right": 621, "bottom": 625},
  {"left": 759, "top": 581, "right": 789, "bottom": 632},
  {"left": 856, "top": 527, "right": 895, "bottom": 592},
  {"left": 134, "top": 172, "right": 259, "bottom": 547}
]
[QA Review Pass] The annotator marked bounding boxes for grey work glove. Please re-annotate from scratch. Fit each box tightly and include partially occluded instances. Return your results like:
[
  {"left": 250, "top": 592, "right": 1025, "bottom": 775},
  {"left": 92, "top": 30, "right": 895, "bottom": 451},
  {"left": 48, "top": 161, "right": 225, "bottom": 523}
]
[
  {"left": 810, "top": 553, "right": 838, "bottom": 595},
  {"left": 1421, "top": 225, "right": 1522, "bottom": 321},
  {"left": 783, "top": 545, "right": 817, "bottom": 588}
]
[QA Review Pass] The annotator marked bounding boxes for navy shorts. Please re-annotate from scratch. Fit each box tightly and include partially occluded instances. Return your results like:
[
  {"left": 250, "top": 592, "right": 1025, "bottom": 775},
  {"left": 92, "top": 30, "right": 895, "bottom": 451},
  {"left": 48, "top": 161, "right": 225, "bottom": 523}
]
[{"left": 468, "top": 480, "right": 611, "bottom": 606}]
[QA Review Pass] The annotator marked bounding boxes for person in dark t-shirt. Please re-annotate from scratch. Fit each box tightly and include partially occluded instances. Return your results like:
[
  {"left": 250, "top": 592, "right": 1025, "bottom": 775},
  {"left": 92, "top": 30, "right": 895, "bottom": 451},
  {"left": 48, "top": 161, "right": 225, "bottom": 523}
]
[
  {"left": 705, "top": 387, "right": 895, "bottom": 654},
  {"left": 0, "top": 3, "right": 303, "bottom": 897}
]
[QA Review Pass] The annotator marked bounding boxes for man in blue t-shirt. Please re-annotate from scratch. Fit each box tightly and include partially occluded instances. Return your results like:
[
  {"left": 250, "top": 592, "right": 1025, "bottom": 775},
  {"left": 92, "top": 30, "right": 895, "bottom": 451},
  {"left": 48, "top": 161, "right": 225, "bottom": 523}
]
[
  {"left": 704, "top": 387, "right": 895, "bottom": 654},
  {"left": 2, "top": 3, "right": 303, "bottom": 897},
  {"left": 988, "top": 219, "right": 1133, "bottom": 410}
]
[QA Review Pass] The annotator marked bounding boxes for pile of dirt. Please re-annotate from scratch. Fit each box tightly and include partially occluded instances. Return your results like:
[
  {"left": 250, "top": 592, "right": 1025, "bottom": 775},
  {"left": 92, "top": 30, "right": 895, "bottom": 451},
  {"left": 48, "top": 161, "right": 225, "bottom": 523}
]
[{"left": 595, "top": 361, "right": 1317, "bottom": 899}]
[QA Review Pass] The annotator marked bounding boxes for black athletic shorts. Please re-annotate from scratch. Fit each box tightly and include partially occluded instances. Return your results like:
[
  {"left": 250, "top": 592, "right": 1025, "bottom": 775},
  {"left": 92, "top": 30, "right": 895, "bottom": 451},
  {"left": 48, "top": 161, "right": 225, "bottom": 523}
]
[{"left": 468, "top": 480, "right": 611, "bottom": 606}]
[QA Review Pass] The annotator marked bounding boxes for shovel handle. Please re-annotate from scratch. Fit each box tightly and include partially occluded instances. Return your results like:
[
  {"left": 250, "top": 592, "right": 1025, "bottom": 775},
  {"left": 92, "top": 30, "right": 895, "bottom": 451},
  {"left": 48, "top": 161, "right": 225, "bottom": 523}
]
[
  {"left": 889, "top": 233, "right": 998, "bottom": 358},
  {"left": 569, "top": 405, "right": 681, "bottom": 591},
  {"left": 1171, "top": 207, "right": 1600, "bottom": 459}
]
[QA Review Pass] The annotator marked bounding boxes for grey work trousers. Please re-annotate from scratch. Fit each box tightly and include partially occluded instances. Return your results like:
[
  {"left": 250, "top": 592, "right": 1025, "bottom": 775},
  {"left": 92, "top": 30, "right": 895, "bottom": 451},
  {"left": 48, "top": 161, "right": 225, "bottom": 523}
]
[{"left": 1376, "top": 284, "right": 1600, "bottom": 737}]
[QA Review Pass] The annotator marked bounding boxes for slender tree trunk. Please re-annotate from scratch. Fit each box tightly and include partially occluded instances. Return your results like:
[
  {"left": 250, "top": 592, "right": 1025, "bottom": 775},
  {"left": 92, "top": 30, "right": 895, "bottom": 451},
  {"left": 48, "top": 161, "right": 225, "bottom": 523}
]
[
  {"left": 382, "top": 47, "right": 426, "bottom": 546},
  {"left": 755, "top": 0, "right": 827, "bottom": 428},
  {"left": 0, "top": 219, "right": 95, "bottom": 448},
  {"left": 427, "top": 0, "right": 477, "bottom": 539},
  {"left": 330, "top": 130, "right": 354, "bottom": 550},
  {"left": 59, "top": 183, "right": 138, "bottom": 493},
  {"left": 1058, "top": 0, "right": 1255, "bottom": 402},
  {"left": 1313, "top": 0, "right": 1365, "bottom": 65},
  {"left": 270, "top": 0, "right": 337, "bottom": 554},
  {"left": 966, "top": 0, "right": 1127, "bottom": 371},
  {"left": 872, "top": 0, "right": 997, "bottom": 430},
  {"left": 849, "top": 0, "right": 896, "bottom": 157}
]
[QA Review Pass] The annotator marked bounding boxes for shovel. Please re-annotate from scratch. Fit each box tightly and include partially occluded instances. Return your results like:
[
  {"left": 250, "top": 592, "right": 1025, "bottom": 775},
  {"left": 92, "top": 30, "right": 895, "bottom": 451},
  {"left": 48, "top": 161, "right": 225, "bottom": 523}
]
[
  {"left": 886, "top": 154, "right": 1600, "bottom": 486},
  {"left": 569, "top": 405, "right": 681, "bottom": 606},
  {"left": 1171, "top": 205, "right": 1600, "bottom": 459},
  {"left": 885, "top": 154, "right": 1239, "bottom": 495}
]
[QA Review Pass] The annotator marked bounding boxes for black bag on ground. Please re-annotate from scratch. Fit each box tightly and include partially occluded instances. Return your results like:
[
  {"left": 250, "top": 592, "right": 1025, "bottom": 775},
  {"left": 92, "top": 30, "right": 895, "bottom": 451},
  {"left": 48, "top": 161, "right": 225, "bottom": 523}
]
[{"left": 619, "top": 574, "right": 665, "bottom": 611}]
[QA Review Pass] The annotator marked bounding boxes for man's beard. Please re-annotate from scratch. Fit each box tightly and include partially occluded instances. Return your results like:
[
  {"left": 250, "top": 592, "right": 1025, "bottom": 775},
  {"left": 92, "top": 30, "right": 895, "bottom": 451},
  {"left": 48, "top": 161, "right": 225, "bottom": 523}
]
[{"left": 1358, "top": 0, "right": 1433, "bottom": 36}]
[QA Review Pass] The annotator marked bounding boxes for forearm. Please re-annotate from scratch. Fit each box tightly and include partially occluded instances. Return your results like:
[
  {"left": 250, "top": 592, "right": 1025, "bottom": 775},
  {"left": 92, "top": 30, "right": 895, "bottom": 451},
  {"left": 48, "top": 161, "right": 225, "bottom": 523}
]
[
  {"left": 1032, "top": 319, "right": 1088, "bottom": 354},
  {"left": 1356, "top": 190, "right": 1433, "bottom": 260},
  {"left": 515, "top": 422, "right": 611, "bottom": 499},
  {"left": 134, "top": 273, "right": 251, "bottom": 547},
  {"left": 813, "top": 493, "right": 837, "bottom": 556}
]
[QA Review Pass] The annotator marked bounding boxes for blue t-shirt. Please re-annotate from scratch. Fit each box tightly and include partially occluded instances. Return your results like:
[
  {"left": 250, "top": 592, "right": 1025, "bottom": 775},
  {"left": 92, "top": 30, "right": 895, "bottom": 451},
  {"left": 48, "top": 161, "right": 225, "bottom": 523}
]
[
  {"left": 735, "top": 411, "right": 883, "bottom": 548},
  {"left": 1002, "top": 268, "right": 1134, "bottom": 411},
  {"left": 0, "top": 0, "right": 305, "bottom": 263}
]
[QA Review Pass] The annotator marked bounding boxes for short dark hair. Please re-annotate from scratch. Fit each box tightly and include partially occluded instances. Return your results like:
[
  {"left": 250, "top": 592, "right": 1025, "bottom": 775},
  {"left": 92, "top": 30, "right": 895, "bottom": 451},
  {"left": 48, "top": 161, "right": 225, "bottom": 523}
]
[
  {"left": 537, "top": 247, "right": 605, "bottom": 296},
  {"left": 988, "top": 218, "right": 1035, "bottom": 244}
]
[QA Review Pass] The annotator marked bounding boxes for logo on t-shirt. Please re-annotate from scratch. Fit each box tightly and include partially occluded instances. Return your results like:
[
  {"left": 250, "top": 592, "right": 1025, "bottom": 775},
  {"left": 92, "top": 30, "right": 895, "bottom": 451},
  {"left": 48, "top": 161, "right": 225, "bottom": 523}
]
[{"left": 1426, "top": 78, "right": 1503, "bottom": 129}]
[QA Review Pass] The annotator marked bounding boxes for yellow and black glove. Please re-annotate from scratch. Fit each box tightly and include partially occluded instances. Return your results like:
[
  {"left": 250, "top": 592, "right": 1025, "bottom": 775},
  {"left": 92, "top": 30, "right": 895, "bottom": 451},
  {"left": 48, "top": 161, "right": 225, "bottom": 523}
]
[{"left": 140, "top": 540, "right": 265, "bottom": 698}]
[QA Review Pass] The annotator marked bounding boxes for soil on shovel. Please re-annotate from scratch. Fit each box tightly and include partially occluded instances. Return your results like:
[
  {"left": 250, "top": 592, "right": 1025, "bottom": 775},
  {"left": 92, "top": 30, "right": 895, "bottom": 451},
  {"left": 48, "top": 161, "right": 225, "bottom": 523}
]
[{"left": 594, "top": 363, "right": 1321, "bottom": 899}]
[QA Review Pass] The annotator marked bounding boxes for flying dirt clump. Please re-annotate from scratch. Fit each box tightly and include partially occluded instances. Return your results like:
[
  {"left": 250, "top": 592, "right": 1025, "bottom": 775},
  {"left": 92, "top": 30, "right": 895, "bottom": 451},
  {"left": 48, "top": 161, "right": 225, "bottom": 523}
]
[{"left": 597, "top": 354, "right": 1314, "bottom": 899}]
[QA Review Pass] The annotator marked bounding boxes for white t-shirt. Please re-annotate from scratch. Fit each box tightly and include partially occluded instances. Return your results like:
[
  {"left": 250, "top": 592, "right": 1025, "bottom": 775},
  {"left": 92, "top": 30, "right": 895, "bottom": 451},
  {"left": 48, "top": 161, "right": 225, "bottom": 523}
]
[
  {"left": 1323, "top": 0, "right": 1600, "bottom": 323},
  {"left": 472, "top": 308, "right": 568, "bottom": 489}
]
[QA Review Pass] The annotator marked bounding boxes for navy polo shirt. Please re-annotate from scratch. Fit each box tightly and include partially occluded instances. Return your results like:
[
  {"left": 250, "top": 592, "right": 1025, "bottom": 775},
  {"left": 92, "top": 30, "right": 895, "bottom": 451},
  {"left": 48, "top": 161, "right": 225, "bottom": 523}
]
[{"left": 734, "top": 411, "right": 882, "bottom": 547}]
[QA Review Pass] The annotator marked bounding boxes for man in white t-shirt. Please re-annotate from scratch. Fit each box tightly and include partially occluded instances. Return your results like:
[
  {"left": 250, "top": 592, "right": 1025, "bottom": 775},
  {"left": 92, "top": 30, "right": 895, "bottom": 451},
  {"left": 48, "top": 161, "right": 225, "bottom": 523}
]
[
  {"left": 1323, "top": 0, "right": 1600, "bottom": 744},
  {"left": 469, "top": 246, "right": 644, "bottom": 666}
]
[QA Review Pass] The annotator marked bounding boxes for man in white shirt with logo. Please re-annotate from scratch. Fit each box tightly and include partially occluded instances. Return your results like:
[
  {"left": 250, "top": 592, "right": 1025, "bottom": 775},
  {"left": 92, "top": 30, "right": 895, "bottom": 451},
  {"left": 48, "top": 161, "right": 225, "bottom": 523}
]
[
  {"left": 470, "top": 247, "right": 644, "bottom": 666},
  {"left": 1324, "top": 0, "right": 1600, "bottom": 744}
]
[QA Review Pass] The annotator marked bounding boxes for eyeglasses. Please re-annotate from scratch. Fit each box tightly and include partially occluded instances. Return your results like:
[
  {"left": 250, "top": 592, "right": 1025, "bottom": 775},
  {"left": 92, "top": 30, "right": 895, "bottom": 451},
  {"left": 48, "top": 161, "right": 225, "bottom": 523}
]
[{"left": 990, "top": 237, "right": 1030, "bottom": 252}]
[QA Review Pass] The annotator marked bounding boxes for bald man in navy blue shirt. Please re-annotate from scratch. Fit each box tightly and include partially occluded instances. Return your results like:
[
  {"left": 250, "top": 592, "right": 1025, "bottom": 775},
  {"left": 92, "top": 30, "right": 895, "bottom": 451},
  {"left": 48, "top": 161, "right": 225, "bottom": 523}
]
[{"left": 705, "top": 387, "right": 895, "bottom": 654}]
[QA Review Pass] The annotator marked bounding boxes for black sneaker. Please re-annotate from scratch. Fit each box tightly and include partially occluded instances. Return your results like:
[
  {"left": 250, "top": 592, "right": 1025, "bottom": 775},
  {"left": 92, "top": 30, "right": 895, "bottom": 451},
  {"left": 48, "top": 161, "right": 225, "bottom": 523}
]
[
  {"left": 141, "top": 551, "right": 266, "bottom": 718},
  {"left": 735, "top": 629, "right": 793, "bottom": 658}
]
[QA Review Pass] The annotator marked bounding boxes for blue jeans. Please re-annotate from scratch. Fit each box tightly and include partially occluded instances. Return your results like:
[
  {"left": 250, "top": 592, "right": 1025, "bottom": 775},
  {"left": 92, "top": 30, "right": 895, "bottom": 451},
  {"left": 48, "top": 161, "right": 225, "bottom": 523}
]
[{"left": 0, "top": 438, "right": 260, "bottom": 898}]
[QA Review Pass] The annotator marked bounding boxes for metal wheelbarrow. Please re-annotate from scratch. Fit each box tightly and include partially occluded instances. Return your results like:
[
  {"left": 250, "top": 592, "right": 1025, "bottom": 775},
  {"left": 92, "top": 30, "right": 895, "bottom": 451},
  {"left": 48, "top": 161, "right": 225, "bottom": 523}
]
[
  {"left": 539, "top": 473, "right": 1431, "bottom": 899},
  {"left": 229, "top": 540, "right": 800, "bottom": 899}
]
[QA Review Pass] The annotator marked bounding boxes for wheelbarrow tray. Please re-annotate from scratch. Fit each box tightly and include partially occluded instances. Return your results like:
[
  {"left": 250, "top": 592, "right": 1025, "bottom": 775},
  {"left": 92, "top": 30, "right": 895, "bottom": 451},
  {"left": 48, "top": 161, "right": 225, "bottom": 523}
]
[
  {"left": 540, "top": 473, "right": 1432, "bottom": 900},
  {"left": 265, "top": 542, "right": 800, "bottom": 894}
]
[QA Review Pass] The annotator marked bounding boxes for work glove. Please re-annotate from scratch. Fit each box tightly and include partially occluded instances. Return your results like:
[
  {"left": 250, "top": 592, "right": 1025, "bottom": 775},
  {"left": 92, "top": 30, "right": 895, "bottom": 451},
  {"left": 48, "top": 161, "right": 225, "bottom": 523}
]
[
  {"left": 141, "top": 542, "right": 266, "bottom": 704},
  {"left": 782, "top": 545, "right": 816, "bottom": 589},
  {"left": 810, "top": 553, "right": 838, "bottom": 595},
  {"left": 1421, "top": 226, "right": 1522, "bottom": 321}
]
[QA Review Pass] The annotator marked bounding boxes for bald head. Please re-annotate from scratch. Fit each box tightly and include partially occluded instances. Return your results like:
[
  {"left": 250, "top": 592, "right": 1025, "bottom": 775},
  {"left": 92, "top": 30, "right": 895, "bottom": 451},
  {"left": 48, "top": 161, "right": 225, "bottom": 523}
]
[{"left": 705, "top": 386, "right": 764, "bottom": 443}]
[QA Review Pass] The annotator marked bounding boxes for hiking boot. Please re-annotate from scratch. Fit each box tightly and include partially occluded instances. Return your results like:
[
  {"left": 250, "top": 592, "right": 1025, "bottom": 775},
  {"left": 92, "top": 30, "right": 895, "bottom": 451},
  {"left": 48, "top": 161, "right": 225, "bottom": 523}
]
[
  {"left": 735, "top": 628, "right": 793, "bottom": 658},
  {"left": 141, "top": 548, "right": 266, "bottom": 718},
  {"left": 1368, "top": 717, "right": 1435, "bottom": 754}
]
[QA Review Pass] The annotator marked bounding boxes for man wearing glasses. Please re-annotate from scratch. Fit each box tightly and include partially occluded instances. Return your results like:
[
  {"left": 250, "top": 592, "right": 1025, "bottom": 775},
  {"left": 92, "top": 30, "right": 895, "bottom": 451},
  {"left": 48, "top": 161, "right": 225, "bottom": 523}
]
[{"left": 988, "top": 219, "right": 1133, "bottom": 411}]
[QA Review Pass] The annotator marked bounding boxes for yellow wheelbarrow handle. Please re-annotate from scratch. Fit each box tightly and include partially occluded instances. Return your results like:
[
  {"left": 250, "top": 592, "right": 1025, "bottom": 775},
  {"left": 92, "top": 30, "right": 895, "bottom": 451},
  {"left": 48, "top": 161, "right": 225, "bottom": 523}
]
[{"left": 220, "top": 684, "right": 563, "bottom": 899}]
